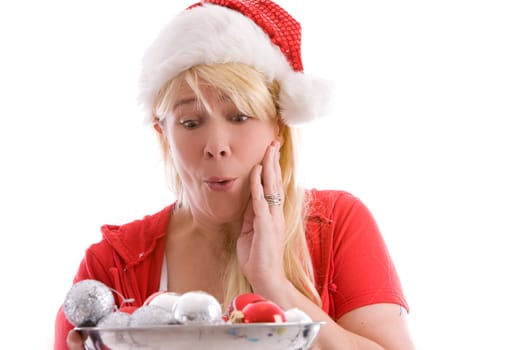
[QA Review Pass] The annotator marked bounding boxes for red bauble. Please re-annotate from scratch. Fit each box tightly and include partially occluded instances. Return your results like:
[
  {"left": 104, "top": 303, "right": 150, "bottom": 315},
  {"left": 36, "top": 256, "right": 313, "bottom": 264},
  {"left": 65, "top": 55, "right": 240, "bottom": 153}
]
[
  {"left": 242, "top": 300, "right": 286, "bottom": 323},
  {"left": 228, "top": 293, "right": 266, "bottom": 315}
]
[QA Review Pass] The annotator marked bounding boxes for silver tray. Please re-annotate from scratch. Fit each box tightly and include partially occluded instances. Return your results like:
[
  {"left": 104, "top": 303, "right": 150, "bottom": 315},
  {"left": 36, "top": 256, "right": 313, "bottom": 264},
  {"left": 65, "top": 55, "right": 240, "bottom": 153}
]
[{"left": 77, "top": 321, "right": 323, "bottom": 350}]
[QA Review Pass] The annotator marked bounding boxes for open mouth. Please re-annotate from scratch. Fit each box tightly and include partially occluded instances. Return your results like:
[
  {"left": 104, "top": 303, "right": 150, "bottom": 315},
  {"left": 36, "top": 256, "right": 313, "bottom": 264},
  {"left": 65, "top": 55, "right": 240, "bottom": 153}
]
[{"left": 205, "top": 178, "right": 236, "bottom": 191}]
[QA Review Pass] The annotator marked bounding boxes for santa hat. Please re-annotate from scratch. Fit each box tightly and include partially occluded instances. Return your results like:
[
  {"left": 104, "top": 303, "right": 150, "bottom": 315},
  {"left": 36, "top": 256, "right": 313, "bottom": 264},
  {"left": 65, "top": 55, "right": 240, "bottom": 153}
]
[{"left": 138, "top": 0, "right": 332, "bottom": 126}]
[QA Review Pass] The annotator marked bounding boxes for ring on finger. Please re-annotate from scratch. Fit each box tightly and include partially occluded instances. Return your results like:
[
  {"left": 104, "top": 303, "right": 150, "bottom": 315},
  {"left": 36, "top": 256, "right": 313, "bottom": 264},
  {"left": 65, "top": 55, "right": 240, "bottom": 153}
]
[{"left": 264, "top": 193, "right": 282, "bottom": 206}]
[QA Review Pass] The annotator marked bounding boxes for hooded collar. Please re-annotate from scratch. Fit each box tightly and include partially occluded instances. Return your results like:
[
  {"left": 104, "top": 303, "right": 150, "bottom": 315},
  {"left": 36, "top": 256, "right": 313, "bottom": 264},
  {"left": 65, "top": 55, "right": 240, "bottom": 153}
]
[{"left": 100, "top": 203, "right": 175, "bottom": 268}]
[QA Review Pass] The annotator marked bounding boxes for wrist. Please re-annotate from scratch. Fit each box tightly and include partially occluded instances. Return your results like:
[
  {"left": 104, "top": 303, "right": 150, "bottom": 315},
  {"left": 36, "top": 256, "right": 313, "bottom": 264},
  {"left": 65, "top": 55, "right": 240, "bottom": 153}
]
[{"left": 252, "top": 279, "right": 295, "bottom": 309}]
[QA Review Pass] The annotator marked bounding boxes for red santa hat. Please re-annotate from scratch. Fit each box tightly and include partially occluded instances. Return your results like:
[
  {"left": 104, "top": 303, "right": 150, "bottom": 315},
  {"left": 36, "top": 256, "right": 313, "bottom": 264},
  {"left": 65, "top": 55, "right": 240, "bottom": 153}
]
[{"left": 138, "top": 0, "right": 332, "bottom": 126}]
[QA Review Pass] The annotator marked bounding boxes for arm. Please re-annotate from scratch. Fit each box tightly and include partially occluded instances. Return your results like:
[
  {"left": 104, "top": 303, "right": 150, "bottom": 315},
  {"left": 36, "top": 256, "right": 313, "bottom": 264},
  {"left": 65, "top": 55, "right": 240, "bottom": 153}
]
[
  {"left": 237, "top": 142, "right": 415, "bottom": 349},
  {"left": 299, "top": 192, "right": 415, "bottom": 349},
  {"left": 338, "top": 303, "right": 415, "bottom": 350},
  {"left": 261, "top": 282, "right": 414, "bottom": 350}
]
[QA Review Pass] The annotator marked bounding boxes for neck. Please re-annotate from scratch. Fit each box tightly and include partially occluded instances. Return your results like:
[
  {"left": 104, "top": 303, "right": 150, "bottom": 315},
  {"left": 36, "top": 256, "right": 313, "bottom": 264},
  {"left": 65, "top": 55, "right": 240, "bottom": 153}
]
[{"left": 172, "top": 205, "right": 242, "bottom": 247}]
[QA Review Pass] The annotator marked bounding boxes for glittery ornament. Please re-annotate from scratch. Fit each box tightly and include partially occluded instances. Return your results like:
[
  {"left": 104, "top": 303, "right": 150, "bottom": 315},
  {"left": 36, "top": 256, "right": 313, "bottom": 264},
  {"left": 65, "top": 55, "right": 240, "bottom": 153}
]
[
  {"left": 129, "top": 305, "right": 173, "bottom": 327},
  {"left": 284, "top": 307, "right": 312, "bottom": 323},
  {"left": 97, "top": 311, "right": 131, "bottom": 328},
  {"left": 97, "top": 311, "right": 132, "bottom": 349},
  {"left": 173, "top": 291, "right": 223, "bottom": 325},
  {"left": 144, "top": 291, "right": 180, "bottom": 311},
  {"left": 63, "top": 279, "right": 115, "bottom": 326}
]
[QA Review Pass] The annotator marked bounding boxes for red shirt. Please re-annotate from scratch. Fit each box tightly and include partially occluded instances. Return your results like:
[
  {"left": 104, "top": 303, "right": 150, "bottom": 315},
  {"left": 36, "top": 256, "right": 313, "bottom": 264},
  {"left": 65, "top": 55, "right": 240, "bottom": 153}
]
[{"left": 54, "top": 189, "right": 408, "bottom": 349}]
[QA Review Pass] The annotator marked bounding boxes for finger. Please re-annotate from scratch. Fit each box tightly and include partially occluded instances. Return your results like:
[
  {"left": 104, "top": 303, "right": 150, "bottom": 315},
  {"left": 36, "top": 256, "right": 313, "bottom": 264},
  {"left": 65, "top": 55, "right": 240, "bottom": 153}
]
[
  {"left": 271, "top": 142, "right": 284, "bottom": 215},
  {"left": 262, "top": 141, "right": 280, "bottom": 196},
  {"left": 272, "top": 141, "right": 283, "bottom": 191},
  {"left": 263, "top": 141, "right": 284, "bottom": 215},
  {"left": 240, "top": 196, "right": 255, "bottom": 235},
  {"left": 250, "top": 164, "right": 270, "bottom": 216},
  {"left": 66, "top": 329, "right": 86, "bottom": 350}
]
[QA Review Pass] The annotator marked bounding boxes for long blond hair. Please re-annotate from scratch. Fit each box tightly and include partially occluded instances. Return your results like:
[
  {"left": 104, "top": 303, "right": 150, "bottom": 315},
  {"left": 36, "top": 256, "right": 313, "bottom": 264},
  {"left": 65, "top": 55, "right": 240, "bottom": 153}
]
[{"left": 152, "top": 63, "right": 321, "bottom": 309}]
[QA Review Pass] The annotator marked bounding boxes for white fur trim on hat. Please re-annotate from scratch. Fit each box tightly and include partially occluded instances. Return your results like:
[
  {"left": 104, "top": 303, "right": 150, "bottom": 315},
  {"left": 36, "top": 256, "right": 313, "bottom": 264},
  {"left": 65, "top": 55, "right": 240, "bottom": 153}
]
[{"left": 137, "top": 3, "right": 331, "bottom": 125}]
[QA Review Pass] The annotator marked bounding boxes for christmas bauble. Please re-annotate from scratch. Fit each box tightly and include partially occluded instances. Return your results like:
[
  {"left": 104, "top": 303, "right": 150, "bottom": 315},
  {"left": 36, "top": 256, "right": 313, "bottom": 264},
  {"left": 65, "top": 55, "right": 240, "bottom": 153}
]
[
  {"left": 144, "top": 291, "right": 180, "bottom": 311},
  {"left": 173, "top": 291, "right": 223, "bottom": 325},
  {"left": 228, "top": 292, "right": 266, "bottom": 315},
  {"left": 129, "top": 305, "right": 173, "bottom": 327},
  {"left": 242, "top": 300, "right": 286, "bottom": 323},
  {"left": 97, "top": 311, "right": 131, "bottom": 328},
  {"left": 63, "top": 279, "right": 115, "bottom": 327},
  {"left": 284, "top": 307, "right": 312, "bottom": 323}
]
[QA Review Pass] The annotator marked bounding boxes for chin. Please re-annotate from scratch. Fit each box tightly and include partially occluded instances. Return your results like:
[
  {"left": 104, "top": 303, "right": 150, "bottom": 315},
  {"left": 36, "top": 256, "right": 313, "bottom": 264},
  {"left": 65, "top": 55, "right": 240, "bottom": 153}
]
[{"left": 209, "top": 198, "right": 247, "bottom": 222}]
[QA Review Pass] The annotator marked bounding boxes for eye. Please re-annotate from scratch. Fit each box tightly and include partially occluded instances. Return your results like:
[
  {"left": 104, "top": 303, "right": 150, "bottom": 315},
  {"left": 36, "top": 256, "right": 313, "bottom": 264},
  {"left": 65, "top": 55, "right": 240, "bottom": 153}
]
[
  {"left": 179, "top": 119, "right": 200, "bottom": 129},
  {"left": 231, "top": 114, "right": 250, "bottom": 123}
]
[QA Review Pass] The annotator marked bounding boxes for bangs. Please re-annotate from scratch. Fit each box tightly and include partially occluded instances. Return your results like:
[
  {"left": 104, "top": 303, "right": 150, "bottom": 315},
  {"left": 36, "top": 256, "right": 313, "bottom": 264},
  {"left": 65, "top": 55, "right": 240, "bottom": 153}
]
[{"left": 153, "top": 63, "right": 279, "bottom": 123}]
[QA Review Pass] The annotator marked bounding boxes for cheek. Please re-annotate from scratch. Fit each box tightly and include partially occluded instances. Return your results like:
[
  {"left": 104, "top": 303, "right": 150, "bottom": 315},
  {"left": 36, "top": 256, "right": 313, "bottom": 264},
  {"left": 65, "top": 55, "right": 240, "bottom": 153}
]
[
  {"left": 165, "top": 132, "right": 200, "bottom": 169},
  {"left": 173, "top": 141, "right": 199, "bottom": 167},
  {"left": 241, "top": 126, "right": 277, "bottom": 159}
]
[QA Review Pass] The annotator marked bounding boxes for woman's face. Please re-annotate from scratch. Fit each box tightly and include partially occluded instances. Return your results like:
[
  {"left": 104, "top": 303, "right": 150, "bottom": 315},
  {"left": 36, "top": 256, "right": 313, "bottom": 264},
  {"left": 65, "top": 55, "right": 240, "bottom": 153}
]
[{"left": 160, "top": 82, "right": 280, "bottom": 223}]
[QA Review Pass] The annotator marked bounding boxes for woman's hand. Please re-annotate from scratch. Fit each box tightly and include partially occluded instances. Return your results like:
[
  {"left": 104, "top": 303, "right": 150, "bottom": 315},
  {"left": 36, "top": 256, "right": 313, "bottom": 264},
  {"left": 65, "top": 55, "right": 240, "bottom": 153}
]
[
  {"left": 66, "top": 329, "right": 86, "bottom": 350},
  {"left": 237, "top": 141, "right": 287, "bottom": 293}
]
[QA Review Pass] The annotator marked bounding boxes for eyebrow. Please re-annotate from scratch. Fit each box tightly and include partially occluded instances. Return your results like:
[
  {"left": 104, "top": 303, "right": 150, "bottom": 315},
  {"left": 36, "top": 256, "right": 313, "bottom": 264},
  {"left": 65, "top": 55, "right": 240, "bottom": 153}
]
[
  {"left": 173, "top": 97, "right": 198, "bottom": 110},
  {"left": 173, "top": 91, "right": 235, "bottom": 114}
]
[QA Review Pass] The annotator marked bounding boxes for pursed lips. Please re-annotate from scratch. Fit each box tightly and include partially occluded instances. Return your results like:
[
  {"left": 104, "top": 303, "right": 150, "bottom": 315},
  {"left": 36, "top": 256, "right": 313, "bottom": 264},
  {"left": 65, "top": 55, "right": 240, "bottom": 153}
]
[{"left": 204, "top": 177, "right": 237, "bottom": 191}]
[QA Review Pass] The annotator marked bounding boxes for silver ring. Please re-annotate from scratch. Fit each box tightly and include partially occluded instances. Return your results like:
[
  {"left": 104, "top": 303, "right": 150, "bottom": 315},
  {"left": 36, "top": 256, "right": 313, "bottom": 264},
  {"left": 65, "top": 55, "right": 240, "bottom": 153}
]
[{"left": 264, "top": 193, "right": 282, "bottom": 206}]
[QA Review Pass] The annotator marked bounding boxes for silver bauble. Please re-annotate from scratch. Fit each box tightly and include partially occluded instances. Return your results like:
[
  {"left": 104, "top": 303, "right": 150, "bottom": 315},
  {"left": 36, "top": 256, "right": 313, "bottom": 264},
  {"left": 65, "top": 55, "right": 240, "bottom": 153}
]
[
  {"left": 145, "top": 291, "right": 180, "bottom": 312},
  {"left": 63, "top": 279, "right": 115, "bottom": 326},
  {"left": 97, "top": 311, "right": 132, "bottom": 349},
  {"left": 129, "top": 305, "right": 173, "bottom": 327},
  {"left": 284, "top": 307, "right": 312, "bottom": 323},
  {"left": 172, "top": 291, "right": 223, "bottom": 325},
  {"left": 97, "top": 311, "right": 131, "bottom": 328}
]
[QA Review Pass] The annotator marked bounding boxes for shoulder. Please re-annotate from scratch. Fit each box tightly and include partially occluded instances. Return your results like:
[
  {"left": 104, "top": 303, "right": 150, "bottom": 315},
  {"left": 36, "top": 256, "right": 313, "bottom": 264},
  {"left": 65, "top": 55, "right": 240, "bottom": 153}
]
[
  {"left": 87, "top": 203, "right": 175, "bottom": 266},
  {"left": 101, "top": 204, "right": 174, "bottom": 241},
  {"left": 304, "top": 188, "right": 380, "bottom": 246},
  {"left": 305, "top": 188, "right": 365, "bottom": 220}
]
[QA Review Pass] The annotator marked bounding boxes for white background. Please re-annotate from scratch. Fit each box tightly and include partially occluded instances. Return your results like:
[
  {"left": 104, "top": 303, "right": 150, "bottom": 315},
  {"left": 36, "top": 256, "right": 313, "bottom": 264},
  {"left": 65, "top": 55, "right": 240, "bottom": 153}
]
[{"left": 1, "top": 1, "right": 524, "bottom": 349}]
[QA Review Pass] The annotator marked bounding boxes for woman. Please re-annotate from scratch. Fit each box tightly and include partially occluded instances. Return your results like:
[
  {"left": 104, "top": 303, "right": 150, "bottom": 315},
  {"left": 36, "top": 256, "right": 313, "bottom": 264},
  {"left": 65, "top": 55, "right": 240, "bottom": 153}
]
[{"left": 55, "top": 1, "right": 415, "bottom": 349}]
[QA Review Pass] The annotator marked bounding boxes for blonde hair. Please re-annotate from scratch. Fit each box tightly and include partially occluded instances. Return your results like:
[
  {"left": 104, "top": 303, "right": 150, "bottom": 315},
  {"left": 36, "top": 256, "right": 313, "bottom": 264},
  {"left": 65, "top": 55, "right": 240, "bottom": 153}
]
[{"left": 152, "top": 62, "right": 321, "bottom": 309}]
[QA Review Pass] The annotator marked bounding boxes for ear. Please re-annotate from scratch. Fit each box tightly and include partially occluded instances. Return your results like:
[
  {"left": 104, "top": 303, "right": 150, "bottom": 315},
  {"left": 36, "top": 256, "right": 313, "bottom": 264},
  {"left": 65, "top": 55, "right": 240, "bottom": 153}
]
[
  {"left": 153, "top": 121, "right": 163, "bottom": 134},
  {"left": 276, "top": 134, "right": 284, "bottom": 146}
]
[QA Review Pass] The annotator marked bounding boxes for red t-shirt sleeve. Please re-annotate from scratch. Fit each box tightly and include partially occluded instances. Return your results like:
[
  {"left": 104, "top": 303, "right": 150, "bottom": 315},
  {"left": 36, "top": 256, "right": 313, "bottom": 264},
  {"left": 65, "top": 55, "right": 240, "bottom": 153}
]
[{"left": 329, "top": 192, "right": 408, "bottom": 320}]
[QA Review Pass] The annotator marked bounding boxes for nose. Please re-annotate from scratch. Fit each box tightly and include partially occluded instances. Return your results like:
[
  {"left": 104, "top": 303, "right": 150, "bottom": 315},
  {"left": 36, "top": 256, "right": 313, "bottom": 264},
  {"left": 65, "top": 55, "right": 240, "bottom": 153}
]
[
  {"left": 205, "top": 147, "right": 230, "bottom": 158},
  {"left": 203, "top": 124, "right": 232, "bottom": 159}
]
